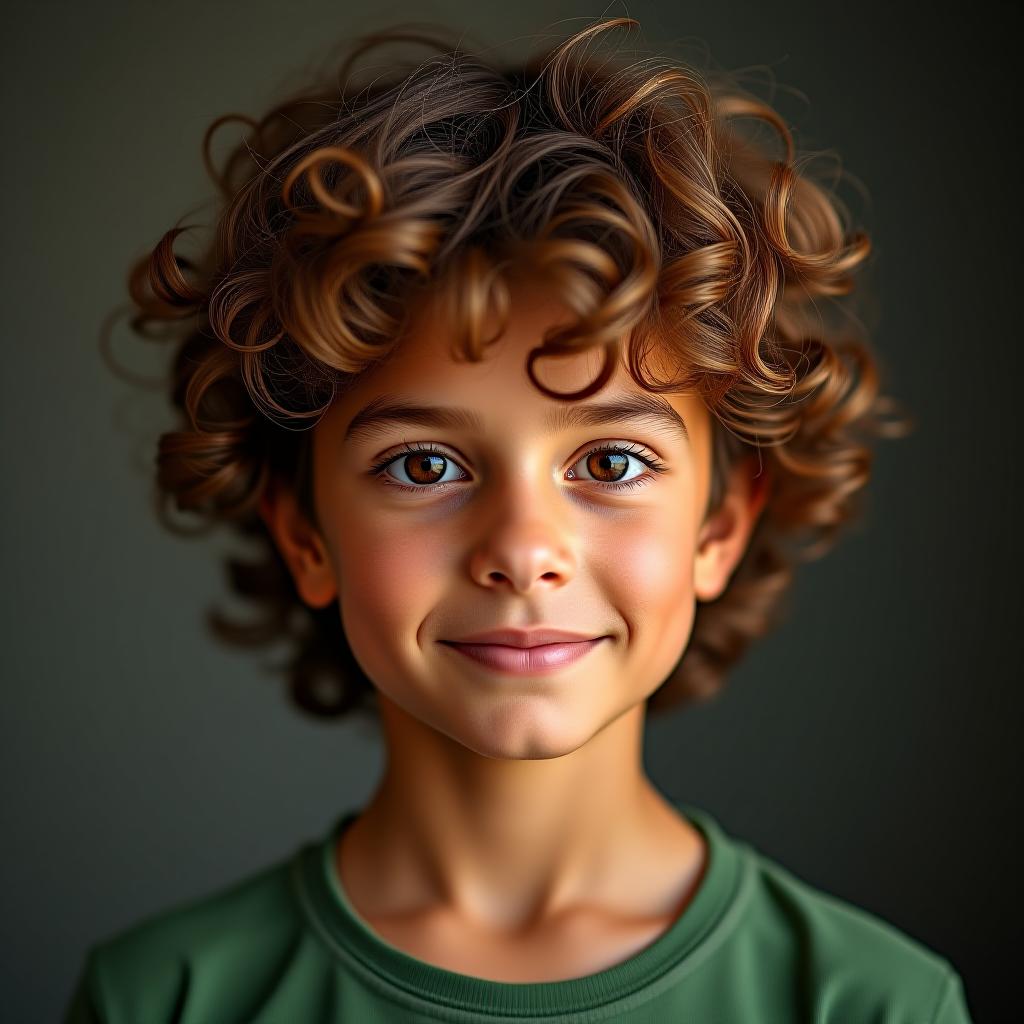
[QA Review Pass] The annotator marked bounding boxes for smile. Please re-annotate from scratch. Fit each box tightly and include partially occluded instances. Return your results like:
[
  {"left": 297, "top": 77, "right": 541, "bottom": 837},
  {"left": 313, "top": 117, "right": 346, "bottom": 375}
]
[{"left": 438, "top": 638, "right": 607, "bottom": 675}]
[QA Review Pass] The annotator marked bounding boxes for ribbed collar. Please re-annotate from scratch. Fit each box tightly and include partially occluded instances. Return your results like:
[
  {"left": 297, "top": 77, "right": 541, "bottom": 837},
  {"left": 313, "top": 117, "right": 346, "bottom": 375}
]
[{"left": 293, "top": 800, "right": 750, "bottom": 1021}]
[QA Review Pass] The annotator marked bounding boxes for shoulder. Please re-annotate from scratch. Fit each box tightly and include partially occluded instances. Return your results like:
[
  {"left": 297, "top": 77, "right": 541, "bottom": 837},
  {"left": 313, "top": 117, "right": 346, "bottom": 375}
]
[
  {"left": 69, "top": 850, "right": 308, "bottom": 1023},
  {"left": 737, "top": 839, "right": 972, "bottom": 1023}
]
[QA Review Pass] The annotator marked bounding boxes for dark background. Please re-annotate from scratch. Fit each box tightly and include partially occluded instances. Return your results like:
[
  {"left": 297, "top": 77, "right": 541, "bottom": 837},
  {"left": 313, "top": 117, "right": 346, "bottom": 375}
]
[{"left": 2, "top": 1, "right": 1019, "bottom": 1021}]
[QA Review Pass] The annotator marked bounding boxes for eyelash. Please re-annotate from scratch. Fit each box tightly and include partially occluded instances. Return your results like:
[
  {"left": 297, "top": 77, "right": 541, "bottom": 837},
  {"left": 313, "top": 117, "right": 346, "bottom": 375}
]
[{"left": 368, "top": 441, "right": 669, "bottom": 495}]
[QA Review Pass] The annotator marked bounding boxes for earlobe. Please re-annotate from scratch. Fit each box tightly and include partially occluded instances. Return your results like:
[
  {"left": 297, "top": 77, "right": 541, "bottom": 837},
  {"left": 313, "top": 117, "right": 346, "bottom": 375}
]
[
  {"left": 692, "top": 503, "right": 740, "bottom": 603},
  {"left": 258, "top": 481, "right": 339, "bottom": 609},
  {"left": 693, "top": 456, "right": 770, "bottom": 603}
]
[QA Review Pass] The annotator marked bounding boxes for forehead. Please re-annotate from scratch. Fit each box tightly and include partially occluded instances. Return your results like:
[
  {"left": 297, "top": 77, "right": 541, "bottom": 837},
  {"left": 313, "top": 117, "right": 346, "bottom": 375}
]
[{"left": 319, "top": 277, "right": 707, "bottom": 444}]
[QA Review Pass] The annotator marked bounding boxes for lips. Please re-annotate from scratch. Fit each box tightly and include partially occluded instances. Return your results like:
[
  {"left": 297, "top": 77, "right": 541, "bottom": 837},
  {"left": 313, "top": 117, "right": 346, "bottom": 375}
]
[
  {"left": 439, "top": 636, "right": 607, "bottom": 675},
  {"left": 444, "top": 628, "right": 604, "bottom": 648}
]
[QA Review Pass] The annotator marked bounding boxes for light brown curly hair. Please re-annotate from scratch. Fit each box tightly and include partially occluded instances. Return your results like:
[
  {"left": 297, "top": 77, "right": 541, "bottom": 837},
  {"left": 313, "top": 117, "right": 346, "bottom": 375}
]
[{"left": 115, "top": 16, "right": 911, "bottom": 722}]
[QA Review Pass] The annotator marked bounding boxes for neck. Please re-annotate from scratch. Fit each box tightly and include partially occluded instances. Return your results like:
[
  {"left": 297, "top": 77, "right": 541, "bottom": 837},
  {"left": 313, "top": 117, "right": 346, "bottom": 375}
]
[{"left": 338, "top": 694, "right": 699, "bottom": 931}]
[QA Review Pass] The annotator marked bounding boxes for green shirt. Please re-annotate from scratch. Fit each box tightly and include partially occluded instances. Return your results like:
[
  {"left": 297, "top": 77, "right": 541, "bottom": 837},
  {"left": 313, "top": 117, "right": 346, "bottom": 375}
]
[{"left": 64, "top": 802, "right": 973, "bottom": 1023}]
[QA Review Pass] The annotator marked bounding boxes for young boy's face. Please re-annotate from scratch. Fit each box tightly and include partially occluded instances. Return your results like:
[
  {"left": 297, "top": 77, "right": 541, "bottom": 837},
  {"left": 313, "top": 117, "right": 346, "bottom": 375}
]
[{"left": 264, "top": 275, "right": 764, "bottom": 760}]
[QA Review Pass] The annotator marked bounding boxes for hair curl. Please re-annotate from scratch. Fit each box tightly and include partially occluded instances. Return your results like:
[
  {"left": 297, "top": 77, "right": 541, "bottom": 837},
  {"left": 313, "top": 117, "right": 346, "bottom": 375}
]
[{"left": 113, "top": 17, "right": 911, "bottom": 721}]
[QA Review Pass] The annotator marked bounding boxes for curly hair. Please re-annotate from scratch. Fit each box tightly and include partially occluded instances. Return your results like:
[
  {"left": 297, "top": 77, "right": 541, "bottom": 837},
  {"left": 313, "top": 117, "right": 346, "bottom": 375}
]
[{"left": 114, "top": 16, "right": 911, "bottom": 722}]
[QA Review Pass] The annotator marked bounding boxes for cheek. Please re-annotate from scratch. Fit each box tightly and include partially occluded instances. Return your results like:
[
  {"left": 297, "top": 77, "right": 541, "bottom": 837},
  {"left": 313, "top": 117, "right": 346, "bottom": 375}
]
[
  {"left": 330, "top": 510, "right": 456, "bottom": 692},
  {"left": 596, "top": 509, "right": 696, "bottom": 607},
  {"left": 337, "top": 521, "right": 446, "bottom": 634},
  {"left": 591, "top": 507, "right": 699, "bottom": 678}
]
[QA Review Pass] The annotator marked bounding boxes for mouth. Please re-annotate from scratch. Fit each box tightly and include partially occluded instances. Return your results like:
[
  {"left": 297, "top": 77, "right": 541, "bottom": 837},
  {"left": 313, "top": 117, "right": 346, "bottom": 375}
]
[{"left": 438, "top": 637, "right": 607, "bottom": 675}]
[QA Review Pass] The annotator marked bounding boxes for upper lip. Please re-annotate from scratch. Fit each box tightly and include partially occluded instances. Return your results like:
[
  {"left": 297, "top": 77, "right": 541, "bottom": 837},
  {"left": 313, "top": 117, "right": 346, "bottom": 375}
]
[{"left": 442, "top": 628, "right": 605, "bottom": 648}]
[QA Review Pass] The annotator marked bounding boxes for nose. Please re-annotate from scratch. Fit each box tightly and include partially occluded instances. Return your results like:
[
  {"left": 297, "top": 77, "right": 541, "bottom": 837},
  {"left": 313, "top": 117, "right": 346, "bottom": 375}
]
[{"left": 467, "top": 494, "right": 577, "bottom": 594}]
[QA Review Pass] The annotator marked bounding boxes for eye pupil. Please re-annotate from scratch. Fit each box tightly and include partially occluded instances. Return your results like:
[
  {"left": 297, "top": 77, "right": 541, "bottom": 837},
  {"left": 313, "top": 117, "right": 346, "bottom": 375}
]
[
  {"left": 587, "top": 450, "right": 628, "bottom": 482},
  {"left": 406, "top": 453, "right": 446, "bottom": 484}
]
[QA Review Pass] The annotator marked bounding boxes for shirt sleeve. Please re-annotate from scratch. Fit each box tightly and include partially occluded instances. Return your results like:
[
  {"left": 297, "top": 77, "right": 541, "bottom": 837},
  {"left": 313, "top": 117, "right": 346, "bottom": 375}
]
[{"left": 932, "top": 968, "right": 974, "bottom": 1024}]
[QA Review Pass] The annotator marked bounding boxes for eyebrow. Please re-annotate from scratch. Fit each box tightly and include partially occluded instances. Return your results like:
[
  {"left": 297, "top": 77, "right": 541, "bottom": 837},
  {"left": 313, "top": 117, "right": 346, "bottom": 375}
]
[{"left": 343, "top": 393, "right": 690, "bottom": 445}]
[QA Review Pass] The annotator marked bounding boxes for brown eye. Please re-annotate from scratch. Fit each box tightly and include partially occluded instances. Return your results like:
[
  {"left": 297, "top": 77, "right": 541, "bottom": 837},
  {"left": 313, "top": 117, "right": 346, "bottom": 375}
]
[
  {"left": 403, "top": 453, "right": 447, "bottom": 485},
  {"left": 376, "top": 447, "right": 467, "bottom": 489},
  {"left": 568, "top": 445, "right": 651, "bottom": 486},
  {"left": 585, "top": 450, "right": 630, "bottom": 482}
]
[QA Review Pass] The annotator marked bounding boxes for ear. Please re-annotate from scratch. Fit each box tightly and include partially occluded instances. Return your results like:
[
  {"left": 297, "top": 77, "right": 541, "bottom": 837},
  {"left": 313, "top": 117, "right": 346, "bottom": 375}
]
[
  {"left": 258, "top": 479, "right": 338, "bottom": 608},
  {"left": 693, "top": 454, "right": 771, "bottom": 603}
]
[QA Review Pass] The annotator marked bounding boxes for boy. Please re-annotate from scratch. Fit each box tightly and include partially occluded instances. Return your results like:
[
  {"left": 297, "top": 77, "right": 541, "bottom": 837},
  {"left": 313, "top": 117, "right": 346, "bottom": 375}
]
[{"left": 67, "top": 16, "right": 973, "bottom": 1023}]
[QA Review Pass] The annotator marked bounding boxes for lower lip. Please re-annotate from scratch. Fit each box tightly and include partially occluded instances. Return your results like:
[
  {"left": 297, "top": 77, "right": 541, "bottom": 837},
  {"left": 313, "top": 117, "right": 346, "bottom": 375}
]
[{"left": 440, "top": 638, "right": 607, "bottom": 675}]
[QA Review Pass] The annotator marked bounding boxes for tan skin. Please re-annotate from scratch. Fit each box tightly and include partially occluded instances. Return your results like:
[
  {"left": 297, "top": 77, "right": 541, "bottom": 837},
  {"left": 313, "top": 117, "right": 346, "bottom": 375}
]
[{"left": 260, "top": 276, "right": 769, "bottom": 982}]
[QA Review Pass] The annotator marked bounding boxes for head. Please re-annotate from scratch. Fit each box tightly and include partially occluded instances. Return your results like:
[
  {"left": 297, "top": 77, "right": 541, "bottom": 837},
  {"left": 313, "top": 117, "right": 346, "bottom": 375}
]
[
  {"left": 256, "top": 270, "right": 767, "bottom": 758},
  {"left": 121, "top": 17, "right": 907, "bottom": 732}
]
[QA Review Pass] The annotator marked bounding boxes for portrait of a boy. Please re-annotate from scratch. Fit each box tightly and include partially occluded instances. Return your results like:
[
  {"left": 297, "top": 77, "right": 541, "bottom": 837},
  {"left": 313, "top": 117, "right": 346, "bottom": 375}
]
[{"left": 4, "top": 6, "right": 1011, "bottom": 1022}]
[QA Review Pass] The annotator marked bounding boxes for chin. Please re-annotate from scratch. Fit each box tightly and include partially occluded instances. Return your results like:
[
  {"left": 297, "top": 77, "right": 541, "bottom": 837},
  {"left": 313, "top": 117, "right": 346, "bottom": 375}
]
[{"left": 448, "top": 705, "right": 601, "bottom": 761}]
